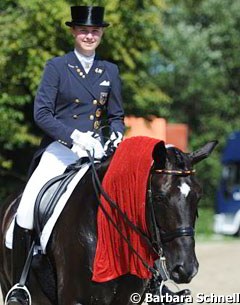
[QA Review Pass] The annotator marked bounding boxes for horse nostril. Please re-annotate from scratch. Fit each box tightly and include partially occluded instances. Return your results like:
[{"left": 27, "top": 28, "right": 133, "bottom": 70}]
[
  {"left": 173, "top": 264, "right": 184, "bottom": 274},
  {"left": 171, "top": 264, "right": 184, "bottom": 282},
  {"left": 171, "top": 264, "right": 194, "bottom": 284}
]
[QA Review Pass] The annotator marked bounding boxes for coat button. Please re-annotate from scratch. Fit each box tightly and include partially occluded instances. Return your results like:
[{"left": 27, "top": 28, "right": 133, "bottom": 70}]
[
  {"left": 95, "top": 108, "right": 102, "bottom": 118},
  {"left": 73, "top": 114, "right": 78, "bottom": 119},
  {"left": 93, "top": 99, "right": 98, "bottom": 105},
  {"left": 94, "top": 121, "right": 100, "bottom": 129},
  {"left": 75, "top": 99, "right": 80, "bottom": 103},
  {"left": 89, "top": 115, "right": 94, "bottom": 120}
]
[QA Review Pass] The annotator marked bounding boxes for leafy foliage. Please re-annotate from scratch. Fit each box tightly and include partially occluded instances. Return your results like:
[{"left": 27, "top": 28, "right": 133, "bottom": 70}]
[{"left": 157, "top": 0, "right": 240, "bottom": 206}]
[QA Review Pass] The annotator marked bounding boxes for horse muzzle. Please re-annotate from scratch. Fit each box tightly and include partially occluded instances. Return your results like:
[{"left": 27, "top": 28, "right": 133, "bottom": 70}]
[
  {"left": 170, "top": 258, "right": 199, "bottom": 283},
  {"left": 163, "top": 235, "right": 199, "bottom": 284}
]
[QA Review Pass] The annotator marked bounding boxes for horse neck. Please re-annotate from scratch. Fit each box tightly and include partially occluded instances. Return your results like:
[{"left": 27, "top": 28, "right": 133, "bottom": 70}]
[{"left": 67, "top": 157, "right": 112, "bottom": 226}]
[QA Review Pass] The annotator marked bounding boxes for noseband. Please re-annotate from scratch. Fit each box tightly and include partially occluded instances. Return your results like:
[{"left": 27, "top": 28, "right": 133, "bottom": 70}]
[{"left": 148, "top": 168, "right": 196, "bottom": 250}]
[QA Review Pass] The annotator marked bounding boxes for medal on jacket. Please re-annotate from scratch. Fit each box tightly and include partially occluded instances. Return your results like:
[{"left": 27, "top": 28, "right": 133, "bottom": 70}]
[
  {"left": 95, "top": 68, "right": 103, "bottom": 74},
  {"left": 99, "top": 92, "right": 108, "bottom": 105}
]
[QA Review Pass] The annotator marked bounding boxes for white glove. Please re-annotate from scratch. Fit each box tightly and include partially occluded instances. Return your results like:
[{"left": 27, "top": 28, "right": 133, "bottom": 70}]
[
  {"left": 104, "top": 131, "right": 123, "bottom": 155},
  {"left": 71, "top": 130, "right": 105, "bottom": 159}
]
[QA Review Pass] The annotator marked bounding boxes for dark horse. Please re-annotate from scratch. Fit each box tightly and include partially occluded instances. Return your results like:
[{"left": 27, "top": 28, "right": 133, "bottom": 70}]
[{"left": 0, "top": 138, "right": 217, "bottom": 305}]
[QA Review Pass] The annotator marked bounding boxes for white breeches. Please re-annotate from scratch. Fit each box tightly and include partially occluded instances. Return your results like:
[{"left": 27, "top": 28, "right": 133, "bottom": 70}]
[{"left": 16, "top": 141, "right": 79, "bottom": 229}]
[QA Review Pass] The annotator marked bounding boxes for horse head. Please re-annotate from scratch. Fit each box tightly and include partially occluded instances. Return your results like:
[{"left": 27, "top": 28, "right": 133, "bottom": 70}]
[{"left": 148, "top": 140, "right": 217, "bottom": 284}]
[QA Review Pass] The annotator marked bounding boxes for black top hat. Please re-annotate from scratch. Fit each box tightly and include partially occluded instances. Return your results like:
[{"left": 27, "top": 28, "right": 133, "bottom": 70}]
[{"left": 65, "top": 6, "right": 109, "bottom": 27}]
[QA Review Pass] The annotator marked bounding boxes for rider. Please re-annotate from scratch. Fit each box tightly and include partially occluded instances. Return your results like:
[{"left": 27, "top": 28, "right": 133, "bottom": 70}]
[
  {"left": 5, "top": 5, "right": 190, "bottom": 305},
  {"left": 5, "top": 6, "right": 124, "bottom": 305}
]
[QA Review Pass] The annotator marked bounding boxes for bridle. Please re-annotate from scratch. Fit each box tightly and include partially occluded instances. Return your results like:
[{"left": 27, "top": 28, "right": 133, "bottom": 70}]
[
  {"left": 147, "top": 168, "right": 196, "bottom": 255},
  {"left": 155, "top": 169, "right": 196, "bottom": 176},
  {"left": 87, "top": 150, "right": 196, "bottom": 277}
]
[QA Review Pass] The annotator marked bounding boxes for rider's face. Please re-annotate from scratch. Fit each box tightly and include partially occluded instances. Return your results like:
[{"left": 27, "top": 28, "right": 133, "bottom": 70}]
[{"left": 71, "top": 26, "right": 104, "bottom": 56}]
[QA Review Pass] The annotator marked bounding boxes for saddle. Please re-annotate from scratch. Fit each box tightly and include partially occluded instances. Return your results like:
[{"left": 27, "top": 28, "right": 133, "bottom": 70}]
[
  {"left": 6, "top": 158, "right": 91, "bottom": 305},
  {"left": 33, "top": 157, "right": 90, "bottom": 239}
]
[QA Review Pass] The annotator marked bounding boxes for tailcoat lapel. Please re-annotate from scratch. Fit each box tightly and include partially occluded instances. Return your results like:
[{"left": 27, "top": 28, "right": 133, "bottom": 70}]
[{"left": 66, "top": 52, "right": 97, "bottom": 98}]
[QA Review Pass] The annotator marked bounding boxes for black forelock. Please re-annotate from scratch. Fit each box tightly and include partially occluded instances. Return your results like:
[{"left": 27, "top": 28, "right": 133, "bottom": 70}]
[{"left": 167, "top": 147, "right": 186, "bottom": 169}]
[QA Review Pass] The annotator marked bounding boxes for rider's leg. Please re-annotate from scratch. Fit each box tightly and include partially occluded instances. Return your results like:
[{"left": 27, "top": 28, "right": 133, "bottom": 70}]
[
  {"left": 11, "top": 223, "right": 32, "bottom": 286},
  {"left": 16, "top": 142, "right": 79, "bottom": 229},
  {"left": 5, "top": 222, "right": 33, "bottom": 305},
  {"left": 5, "top": 142, "right": 78, "bottom": 305}
]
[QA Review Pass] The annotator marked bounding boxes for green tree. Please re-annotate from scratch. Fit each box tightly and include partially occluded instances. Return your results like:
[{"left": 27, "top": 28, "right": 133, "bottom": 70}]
[
  {"left": 0, "top": 0, "right": 71, "bottom": 199},
  {"left": 157, "top": 0, "right": 240, "bottom": 206},
  {"left": 0, "top": 0, "right": 167, "bottom": 200}
]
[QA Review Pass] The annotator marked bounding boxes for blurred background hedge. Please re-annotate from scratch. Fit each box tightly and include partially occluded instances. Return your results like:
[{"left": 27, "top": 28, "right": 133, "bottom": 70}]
[{"left": 0, "top": 0, "right": 239, "bottom": 231}]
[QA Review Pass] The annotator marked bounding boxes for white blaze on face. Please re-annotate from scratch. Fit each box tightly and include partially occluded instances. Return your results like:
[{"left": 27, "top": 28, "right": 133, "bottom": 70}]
[{"left": 178, "top": 182, "right": 191, "bottom": 198}]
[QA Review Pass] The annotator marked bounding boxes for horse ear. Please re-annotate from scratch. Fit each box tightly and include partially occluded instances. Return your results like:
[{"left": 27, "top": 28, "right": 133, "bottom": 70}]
[
  {"left": 189, "top": 140, "right": 218, "bottom": 165},
  {"left": 152, "top": 141, "right": 167, "bottom": 169}
]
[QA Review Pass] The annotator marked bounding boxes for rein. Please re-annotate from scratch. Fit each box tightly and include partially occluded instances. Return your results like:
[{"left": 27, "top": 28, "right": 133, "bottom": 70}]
[
  {"left": 87, "top": 151, "right": 158, "bottom": 275},
  {"left": 87, "top": 150, "right": 196, "bottom": 278}
]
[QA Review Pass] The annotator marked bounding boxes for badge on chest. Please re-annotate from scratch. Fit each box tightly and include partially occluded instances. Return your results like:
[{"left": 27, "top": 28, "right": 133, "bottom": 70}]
[{"left": 99, "top": 92, "right": 109, "bottom": 105}]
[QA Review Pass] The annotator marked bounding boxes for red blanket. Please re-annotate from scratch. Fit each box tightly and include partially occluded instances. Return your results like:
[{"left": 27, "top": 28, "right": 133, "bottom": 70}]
[{"left": 92, "top": 136, "right": 159, "bottom": 282}]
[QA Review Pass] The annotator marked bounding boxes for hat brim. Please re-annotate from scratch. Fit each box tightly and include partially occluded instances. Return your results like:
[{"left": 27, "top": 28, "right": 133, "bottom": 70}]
[{"left": 65, "top": 21, "right": 110, "bottom": 27}]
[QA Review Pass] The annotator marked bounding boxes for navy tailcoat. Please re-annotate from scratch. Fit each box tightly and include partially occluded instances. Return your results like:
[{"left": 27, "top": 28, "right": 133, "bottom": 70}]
[
  {"left": 27, "top": 51, "right": 124, "bottom": 176},
  {"left": 34, "top": 51, "right": 125, "bottom": 149}
]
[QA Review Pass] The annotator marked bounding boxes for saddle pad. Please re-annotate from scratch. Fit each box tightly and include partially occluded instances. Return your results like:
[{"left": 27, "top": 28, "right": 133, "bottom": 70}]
[
  {"left": 5, "top": 163, "right": 91, "bottom": 253},
  {"left": 40, "top": 162, "right": 90, "bottom": 253}
]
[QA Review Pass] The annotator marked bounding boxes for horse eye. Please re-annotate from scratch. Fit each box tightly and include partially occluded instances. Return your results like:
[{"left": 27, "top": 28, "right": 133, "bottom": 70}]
[{"left": 153, "top": 192, "right": 166, "bottom": 201}]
